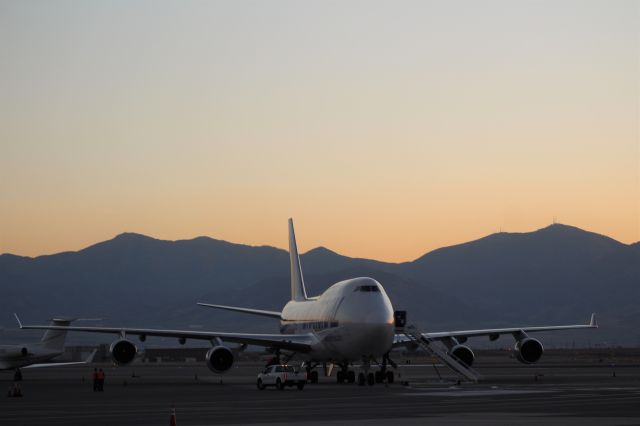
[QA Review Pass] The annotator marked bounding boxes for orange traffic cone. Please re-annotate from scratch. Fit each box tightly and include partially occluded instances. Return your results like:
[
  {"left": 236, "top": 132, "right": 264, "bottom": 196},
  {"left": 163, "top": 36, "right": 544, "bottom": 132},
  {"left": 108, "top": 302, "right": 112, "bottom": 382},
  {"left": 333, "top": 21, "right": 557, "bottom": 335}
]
[{"left": 169, "top": 407, "right": 177, "bottom": 426}]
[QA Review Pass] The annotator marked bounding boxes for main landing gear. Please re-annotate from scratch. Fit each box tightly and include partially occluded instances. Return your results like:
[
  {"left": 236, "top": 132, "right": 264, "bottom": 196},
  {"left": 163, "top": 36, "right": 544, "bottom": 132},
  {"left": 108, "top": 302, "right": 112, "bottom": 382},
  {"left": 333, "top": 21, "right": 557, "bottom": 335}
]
[
  {"left": 304, "top": 362, "right": 319, "bottom": 384},
  {"left": 356, "top": 371, "right": 376, "bottom": 386},
  {"left": 305, "top": 354, "right": 397, "bottom": 386},
  {"left": 336, "top": 364, "right": 356, "bottom": 384}
]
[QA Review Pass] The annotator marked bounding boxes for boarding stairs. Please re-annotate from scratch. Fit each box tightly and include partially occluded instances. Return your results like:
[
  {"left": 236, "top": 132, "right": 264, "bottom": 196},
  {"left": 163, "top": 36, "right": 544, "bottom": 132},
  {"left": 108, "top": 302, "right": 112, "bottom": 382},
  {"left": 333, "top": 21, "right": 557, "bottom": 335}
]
[{"left": 403, "top": 324, "right": 480, "bottom": 383}]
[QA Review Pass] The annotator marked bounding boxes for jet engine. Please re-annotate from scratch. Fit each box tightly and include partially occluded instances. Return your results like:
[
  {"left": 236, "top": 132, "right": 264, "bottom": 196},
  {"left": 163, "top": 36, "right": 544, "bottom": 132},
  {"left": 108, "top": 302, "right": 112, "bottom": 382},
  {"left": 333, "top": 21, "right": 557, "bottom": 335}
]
[
  {"left": 205, "top": 346, "right": 234, "bottom": 374},
  {"left": 109, "top": 339, "right": 138, "bottom": 366},
  {"left": 449, "top": 344, "right": 475, "bottom": 367},
  {"left": 514, "top": 338, "right": 543, "bottom": 364}
]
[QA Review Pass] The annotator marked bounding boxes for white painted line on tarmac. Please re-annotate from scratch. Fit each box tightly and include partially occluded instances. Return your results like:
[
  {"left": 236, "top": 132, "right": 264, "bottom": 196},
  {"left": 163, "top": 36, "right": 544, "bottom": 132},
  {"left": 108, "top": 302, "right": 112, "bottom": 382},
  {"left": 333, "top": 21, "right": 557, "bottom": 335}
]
[{"left": 401, "top": 389, "right": 554, "bottom": 397}]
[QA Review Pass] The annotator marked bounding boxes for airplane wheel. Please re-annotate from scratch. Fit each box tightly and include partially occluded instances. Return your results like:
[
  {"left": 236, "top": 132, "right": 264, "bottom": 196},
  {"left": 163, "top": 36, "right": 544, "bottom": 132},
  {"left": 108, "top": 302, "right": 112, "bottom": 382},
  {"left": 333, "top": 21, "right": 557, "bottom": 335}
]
[
  {"left": 375, "top": 371, "right": 384, "bottom": 383},
  {"left": 347, "top": 371, "right": 356, "bottom": 383},
  {"left": 276, "top": 378, "right": 284, "bottom": 390},
  {"left": 297, "top": 382, "right": 305, "bottom": 390},
  {"left": 337, "top": 371, "right": 345, "bottom": 384},
  {"left": 357, "top": 373, "right": 366, "bottom": 386},
  {"left": 309, "top": 371, "right": 319, "bottom": 384},
  {"left": 386, "top": 371, "right": 394, "bottom": 383},
  {"left": 367, "top": 372, "right": 375, "bottom": 386},
  {"left": 257, "top": 379, "right": 265, "bottom": 390}
]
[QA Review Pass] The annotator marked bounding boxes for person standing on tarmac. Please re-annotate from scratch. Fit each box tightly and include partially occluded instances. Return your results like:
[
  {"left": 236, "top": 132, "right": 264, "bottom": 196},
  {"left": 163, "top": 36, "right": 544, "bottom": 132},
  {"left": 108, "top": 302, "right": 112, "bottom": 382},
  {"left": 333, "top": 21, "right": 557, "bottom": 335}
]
[
  {"left": 93, "top": 368, "right": 99, "bottom": 392},
  {"left": 97, "top": 368, "right": 105, "bottom": 392}
]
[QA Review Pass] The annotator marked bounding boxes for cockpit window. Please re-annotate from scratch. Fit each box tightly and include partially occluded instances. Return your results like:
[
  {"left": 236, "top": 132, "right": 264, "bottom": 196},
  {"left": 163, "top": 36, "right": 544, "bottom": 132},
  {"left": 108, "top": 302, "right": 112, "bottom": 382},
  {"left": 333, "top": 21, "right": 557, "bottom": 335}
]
[{"left": 355, "top": 285, "right": 380, "bottom": 292}]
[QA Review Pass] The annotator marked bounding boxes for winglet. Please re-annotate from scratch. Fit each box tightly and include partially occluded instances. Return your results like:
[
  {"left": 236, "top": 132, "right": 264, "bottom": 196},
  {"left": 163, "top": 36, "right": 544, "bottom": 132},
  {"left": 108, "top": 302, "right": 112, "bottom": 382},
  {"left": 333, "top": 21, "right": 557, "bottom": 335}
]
[
  {"left": 85, "top": 348, "right": 98, "bottom": 363},
  {"left": 14, "top": 313, "right": 23, "bottom": 329},
  {"left": 589, "top": 313, "right": 597, "bottom": 327}
]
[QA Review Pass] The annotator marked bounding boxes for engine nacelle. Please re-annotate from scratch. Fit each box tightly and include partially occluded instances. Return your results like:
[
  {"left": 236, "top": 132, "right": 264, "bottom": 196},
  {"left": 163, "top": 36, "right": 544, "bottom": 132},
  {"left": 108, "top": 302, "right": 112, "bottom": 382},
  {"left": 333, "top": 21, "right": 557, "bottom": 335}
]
[
  {"left": 205, "top": 346, "right": 234, "bottom": 374},
  {"left": 449, "top": 344, "right": 475, "bottom": 367},
  {"left": 514, "top": 338, "right": 544, "bottom": 364},
  {"left": 109, "top": 339, "right": 138, "bottom": 366}
]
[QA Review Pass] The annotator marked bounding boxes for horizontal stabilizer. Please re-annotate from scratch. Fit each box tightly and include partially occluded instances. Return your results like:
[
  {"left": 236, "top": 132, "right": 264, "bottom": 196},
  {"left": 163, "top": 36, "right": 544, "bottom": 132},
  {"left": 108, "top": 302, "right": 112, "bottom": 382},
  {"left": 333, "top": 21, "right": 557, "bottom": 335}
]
[
  {"left": 197, "top": 303, "right": 282, "bottom": 319},
  {"left": 23, "top": 349, "right": 98, "bottom": 369}
]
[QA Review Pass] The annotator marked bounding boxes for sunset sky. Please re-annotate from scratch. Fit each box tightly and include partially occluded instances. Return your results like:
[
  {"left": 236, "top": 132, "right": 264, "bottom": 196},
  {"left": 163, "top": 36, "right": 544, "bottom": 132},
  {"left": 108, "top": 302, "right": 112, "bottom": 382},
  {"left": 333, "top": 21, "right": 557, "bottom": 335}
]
[{"left": 1, "top": 0, "right": 638, "bottom": 262}]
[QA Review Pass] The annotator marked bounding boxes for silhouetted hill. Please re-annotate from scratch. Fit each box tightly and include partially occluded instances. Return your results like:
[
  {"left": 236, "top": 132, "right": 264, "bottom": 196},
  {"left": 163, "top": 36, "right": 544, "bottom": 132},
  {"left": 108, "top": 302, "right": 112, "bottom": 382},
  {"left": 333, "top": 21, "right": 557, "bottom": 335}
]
[
  {"left": 1, "top": 224, "right": 638, "bottom": 346},
  {"left": 398, "top": 224, "right": 639, "bottom": 341}
]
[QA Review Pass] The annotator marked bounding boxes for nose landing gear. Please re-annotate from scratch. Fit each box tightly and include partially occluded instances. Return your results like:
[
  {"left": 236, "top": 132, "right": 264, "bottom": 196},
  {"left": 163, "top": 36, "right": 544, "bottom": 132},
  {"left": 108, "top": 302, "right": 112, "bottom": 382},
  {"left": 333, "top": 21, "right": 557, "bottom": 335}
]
[
  {"left": 367, "top": 353, "right": 396, "bottom": 385},
  {"left": 356, "top": 358, "right": 376, "bottom": 386}
]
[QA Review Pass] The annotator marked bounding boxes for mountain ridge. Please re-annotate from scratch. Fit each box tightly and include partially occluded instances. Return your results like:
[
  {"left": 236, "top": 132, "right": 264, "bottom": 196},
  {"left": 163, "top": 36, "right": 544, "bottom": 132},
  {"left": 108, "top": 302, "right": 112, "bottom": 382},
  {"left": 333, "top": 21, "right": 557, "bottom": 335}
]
[
  {"left": 1, "top": 223, "right": 638, "bottom": 345},
  {"left": 2, "top": 223, "right": 635, "bottom": 263}
]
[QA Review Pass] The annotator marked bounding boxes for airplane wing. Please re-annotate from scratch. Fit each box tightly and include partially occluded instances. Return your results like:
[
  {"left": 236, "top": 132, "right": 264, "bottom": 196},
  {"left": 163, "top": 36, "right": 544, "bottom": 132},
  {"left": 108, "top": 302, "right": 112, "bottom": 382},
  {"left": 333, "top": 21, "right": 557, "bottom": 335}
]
[
  {"left": 23, "top": 349, "right": 98, "bottom": 369},
  {"left": 394, "top": 313, "right": 597, "bottom": 346},
  {"left": 197, "top": 303, "right": 282, "bottom": 319},
  {"left": 18, "top": 322, "right": 315, "bottom": 353}
]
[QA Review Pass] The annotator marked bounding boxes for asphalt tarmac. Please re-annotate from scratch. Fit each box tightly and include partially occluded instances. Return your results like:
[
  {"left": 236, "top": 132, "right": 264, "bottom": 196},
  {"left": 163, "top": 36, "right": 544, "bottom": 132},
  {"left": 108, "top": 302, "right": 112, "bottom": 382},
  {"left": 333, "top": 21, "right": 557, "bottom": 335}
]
[{"left": 2, "top": 360, "right": 640, "bottom": 425}]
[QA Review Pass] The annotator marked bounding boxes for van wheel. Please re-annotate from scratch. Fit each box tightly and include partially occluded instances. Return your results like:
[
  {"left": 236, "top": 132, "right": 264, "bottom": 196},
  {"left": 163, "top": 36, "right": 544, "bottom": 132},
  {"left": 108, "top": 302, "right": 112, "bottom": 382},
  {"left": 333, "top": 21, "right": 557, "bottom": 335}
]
[
  {"left": 276, "top": 378, "right": 284, "bottom": 390},
  {"left": 257, "top": 379, "right": 265, "bottom": 390}
]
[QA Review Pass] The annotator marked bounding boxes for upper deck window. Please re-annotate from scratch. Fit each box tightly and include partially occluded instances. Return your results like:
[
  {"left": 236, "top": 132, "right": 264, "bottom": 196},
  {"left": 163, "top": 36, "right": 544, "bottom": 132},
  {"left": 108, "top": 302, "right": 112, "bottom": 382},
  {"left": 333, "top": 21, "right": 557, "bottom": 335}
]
[{"left": 355, "top": 285, "right": 380, "bottom": 292}]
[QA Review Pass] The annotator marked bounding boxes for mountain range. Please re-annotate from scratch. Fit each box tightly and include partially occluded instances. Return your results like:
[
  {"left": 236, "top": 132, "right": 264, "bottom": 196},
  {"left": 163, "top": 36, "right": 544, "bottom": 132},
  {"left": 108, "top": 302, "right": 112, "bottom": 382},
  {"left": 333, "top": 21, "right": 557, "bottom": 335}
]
[{"left": 1, "top": 224, "right": 638, "bottom": 347}]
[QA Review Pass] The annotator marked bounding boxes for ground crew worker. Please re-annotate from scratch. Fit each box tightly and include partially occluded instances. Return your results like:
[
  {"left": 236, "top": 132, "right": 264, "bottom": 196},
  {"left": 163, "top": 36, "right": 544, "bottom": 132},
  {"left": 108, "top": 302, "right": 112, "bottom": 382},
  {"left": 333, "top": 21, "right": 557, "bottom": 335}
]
[
  {"left": 97, "top": 368, "right": 105, "bottom": 391},
  {"left": 93, "top": 368, "right": 99, "bottom": 392},
  {"left": 8, "top": 383, "right": 22, "bottom": 397}
]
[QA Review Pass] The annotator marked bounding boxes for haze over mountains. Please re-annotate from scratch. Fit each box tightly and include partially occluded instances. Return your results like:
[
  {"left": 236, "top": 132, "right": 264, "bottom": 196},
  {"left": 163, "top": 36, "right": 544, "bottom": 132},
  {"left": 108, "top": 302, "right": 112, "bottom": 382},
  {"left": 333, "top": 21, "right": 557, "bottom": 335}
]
[{"left": 1, "top": 224, "right": 638, "bottom": 346}]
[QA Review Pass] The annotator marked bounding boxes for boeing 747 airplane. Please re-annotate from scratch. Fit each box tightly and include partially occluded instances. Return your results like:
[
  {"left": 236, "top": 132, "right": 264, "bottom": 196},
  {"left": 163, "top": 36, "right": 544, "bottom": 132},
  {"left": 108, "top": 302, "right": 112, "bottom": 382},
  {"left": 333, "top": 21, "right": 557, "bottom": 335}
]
[{"left": 19, "top": 219, "right": 597, "bottom": 384}]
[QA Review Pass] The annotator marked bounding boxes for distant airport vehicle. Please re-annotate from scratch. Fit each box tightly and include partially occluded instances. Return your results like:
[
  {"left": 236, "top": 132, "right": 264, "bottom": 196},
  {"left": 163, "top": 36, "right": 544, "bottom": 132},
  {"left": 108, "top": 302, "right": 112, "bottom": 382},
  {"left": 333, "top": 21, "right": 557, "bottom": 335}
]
[
  {"left": 19, "top": 219, "right": 597, "bottom": 384},
  {"left": 2, "top": 316, "right": 96, "bottom": 380},
  {"left": 257, "top": 364, "right": 306, "bottom": 390}
]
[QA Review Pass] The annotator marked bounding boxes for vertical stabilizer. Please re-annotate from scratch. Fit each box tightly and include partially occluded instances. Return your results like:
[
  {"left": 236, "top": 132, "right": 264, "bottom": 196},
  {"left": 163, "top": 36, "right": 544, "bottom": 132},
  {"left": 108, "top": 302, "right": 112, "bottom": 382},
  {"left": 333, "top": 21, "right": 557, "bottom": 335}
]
[
  {"left": 40, "top": 319, "right": 71, "bottom": 351},
  {"left": 288, "top": 218, "right": 308, "bottom": 301}
]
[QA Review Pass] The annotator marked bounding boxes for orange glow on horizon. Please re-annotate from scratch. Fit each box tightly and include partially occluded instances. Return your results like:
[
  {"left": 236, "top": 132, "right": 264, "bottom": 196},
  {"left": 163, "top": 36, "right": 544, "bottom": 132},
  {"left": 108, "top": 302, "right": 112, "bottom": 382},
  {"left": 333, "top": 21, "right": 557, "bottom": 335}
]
[{"left": 1, "top": 1, "right": 637, "bottom": 262}]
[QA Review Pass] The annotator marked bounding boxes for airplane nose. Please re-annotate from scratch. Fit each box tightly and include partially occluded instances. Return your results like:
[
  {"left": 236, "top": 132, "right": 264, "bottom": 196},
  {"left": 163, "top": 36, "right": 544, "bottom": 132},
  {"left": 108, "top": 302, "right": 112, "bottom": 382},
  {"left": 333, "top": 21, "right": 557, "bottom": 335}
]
[{"left": 364, "top": 301, "right": 395, "bottom": 326}]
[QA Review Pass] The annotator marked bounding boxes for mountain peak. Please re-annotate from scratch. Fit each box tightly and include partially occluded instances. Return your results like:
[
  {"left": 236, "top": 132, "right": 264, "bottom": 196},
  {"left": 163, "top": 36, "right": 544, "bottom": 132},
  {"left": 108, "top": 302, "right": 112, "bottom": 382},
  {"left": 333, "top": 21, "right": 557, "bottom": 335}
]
[
  {"left": 538, "top": 223, "right": 585, "bottom": 233},
  {"left": 80, "top": 232, "right": 160, "bottom": 254},
  {"left": 113, "top": 232, "right": 156, "bottom": 242},
  {"left": 304, "top": 246, "right": 340, "bottom": 257}
]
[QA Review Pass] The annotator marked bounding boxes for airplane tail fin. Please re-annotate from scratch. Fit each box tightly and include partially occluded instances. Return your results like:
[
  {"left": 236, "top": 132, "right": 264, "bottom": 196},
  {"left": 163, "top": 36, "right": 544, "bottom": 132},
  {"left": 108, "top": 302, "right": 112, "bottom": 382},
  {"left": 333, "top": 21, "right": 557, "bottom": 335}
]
[
  {"left": 288, "top": 218, "right": 308, "bottom": 301},
  {"left": 39, "top": 318, "right": 72, "bottom": 351}
]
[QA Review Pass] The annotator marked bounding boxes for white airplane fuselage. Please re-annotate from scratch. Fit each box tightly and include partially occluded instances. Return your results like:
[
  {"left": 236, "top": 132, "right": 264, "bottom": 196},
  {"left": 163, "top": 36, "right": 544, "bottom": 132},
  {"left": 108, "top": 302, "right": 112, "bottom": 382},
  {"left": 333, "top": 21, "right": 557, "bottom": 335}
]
[
  {"left": 279, "top": 277, "right": 396, "bottom": 362},
  {"left": 0, "top": 345, "right": 62, "bottom": 370}
]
